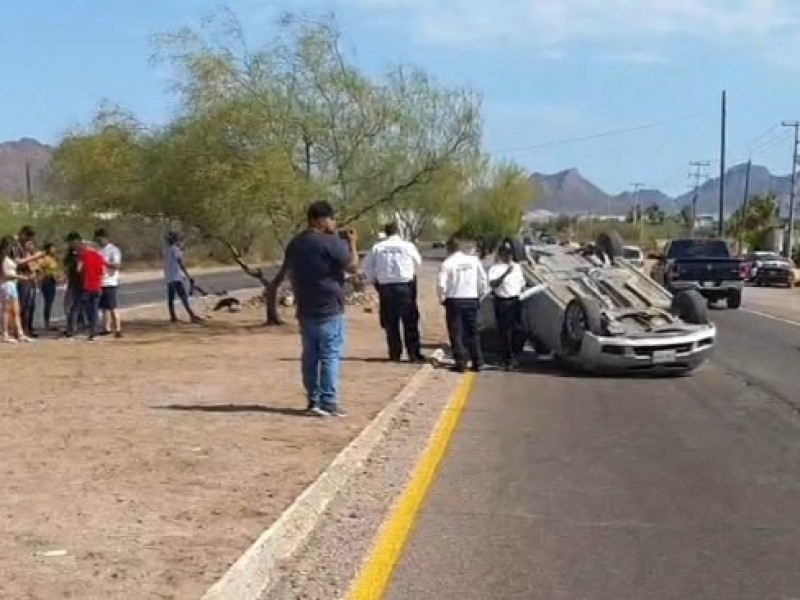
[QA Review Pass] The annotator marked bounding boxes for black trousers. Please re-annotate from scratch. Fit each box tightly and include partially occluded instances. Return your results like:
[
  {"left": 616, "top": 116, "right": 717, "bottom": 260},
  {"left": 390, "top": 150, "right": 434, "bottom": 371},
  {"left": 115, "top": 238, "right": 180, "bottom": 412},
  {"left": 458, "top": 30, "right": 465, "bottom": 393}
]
[
  {"left": 378, "top": 282, "right": 422, "bottom": 360},
  {"left": 444, "top": 298, "right": 482, "bottom": 368},
  {"left": 494, "top": 296, "right": 525, "bottom": 362},
  {"left": 40, "top": 276, "right": 57, "bottom": 328},
  {"left": 167, "top": 281, "right": 195, "bottom": 321}
]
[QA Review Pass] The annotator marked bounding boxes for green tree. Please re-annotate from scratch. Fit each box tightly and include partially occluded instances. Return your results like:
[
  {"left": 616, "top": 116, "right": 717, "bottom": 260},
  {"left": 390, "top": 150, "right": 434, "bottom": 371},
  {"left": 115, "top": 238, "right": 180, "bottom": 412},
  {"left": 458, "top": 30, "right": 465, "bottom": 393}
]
[
  {"left": 644, "top": 203, "right": 665, "bottom": 224},
  {"left": 679, "top": 204, "right": 694, "bottom": 231},
  {"left": 726, "top": 193, "right": 779, "bottom": 250},
  {"left": 455, "top": 161, "right": 532, "bottom": 254},
  {"left": 49, "top": 10, "right": 483, "bottom": 324}
]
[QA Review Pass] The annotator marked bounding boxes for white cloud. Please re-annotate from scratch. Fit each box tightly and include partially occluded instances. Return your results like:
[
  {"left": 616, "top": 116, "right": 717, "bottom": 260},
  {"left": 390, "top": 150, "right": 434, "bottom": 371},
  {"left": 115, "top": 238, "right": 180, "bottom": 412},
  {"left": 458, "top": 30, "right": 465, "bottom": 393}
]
[
  {"left": 338, "top": 0, "right": 800, "bottom": 58},
  {"left": 593, "top": 51, "right": 670, "bottom": 65}
]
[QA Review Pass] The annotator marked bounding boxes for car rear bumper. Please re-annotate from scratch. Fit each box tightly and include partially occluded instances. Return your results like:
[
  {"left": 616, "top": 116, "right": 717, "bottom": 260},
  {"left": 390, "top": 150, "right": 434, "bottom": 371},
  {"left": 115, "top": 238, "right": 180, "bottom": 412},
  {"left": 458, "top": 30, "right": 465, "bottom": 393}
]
[
  {"left": 668, "top": 281, "right": 742, "bottom": 298},
  {"left": 574, "top": 326, "right": 716, "bottom": 373},
  {"left": 756, "top": 269, "right": 792, "bottom": 283}
]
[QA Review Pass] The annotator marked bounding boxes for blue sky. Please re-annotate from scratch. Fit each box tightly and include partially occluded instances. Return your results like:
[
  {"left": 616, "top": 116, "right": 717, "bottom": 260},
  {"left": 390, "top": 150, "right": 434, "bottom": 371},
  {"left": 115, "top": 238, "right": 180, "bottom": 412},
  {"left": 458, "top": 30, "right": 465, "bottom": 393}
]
[{"left": 3, "top": 0, "right": 800, "bottom": 196}]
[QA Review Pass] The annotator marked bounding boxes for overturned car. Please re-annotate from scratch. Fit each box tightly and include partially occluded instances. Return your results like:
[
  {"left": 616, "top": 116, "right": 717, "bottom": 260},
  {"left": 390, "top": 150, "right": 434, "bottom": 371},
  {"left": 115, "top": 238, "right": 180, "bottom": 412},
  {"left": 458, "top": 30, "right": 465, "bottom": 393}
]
[{"left": 479, "top": 233, "right": 716, "bottom": 375}]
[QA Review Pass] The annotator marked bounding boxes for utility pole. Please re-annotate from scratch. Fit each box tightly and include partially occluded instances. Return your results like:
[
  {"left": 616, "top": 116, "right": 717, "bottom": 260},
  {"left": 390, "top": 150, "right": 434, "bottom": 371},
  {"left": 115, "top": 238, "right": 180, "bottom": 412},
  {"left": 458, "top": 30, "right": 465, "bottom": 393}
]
[
  {"left": 781, "top": 120, "right": 799, "bottom": 258},
  {"left": 739, "top": 159, "right": 752, "bottom": 254},
  {"left": 24, "top": 161, "right": 32, "bottom": 217},
  {"left": 688, "top": 160, "right": 711, "bottom": 236},
  {"left": 718, "top": 90, "right": 727, "bottom": 237},
  {"left": 630, "top": 182, "right": 645, "bottom": 244}
]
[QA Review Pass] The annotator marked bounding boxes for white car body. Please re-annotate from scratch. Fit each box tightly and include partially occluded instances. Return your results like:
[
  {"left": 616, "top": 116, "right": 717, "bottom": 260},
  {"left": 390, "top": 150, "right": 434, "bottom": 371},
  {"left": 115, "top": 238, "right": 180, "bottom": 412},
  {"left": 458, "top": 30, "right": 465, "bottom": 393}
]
[
  {"left": 623, "top": 245, "right": 645, "bottom": 270},
  {"left": 481, "top": 243, "right": 716, "bottom": 375}
]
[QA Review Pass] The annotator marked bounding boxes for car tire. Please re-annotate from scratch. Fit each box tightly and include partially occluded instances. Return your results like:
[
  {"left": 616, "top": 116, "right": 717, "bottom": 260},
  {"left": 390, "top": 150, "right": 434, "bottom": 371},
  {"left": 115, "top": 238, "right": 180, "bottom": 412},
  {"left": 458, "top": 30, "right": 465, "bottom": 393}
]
[
  {"left": 501, "top": 236, "right": 527, "bottom": 262},
  {"left": 596, "top": 231, "right": 624, "bottom": 260},
  {"left": 727, "top": 289, "right": 742, "bottom": 309},
  {"left": 671, "top": 290, "right": 710, "bottom": 325},
  {"left": 561, "top": 296, "right": 603, "bottom": 356}
]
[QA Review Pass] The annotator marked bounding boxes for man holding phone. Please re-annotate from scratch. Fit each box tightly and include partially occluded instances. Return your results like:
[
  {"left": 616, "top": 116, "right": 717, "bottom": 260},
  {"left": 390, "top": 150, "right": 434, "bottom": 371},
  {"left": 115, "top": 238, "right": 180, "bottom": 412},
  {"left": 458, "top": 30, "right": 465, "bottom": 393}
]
[{"left": 284, "top": 201, "right": 359, "bottom": 417}]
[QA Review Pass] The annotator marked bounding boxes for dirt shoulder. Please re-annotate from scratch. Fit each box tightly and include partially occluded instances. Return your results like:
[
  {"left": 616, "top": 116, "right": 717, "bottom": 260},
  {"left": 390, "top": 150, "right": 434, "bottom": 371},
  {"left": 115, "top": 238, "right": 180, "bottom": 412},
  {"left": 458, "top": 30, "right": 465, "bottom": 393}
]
[{"left": 0, "top": 268, "right": 445, "bottom": 600}]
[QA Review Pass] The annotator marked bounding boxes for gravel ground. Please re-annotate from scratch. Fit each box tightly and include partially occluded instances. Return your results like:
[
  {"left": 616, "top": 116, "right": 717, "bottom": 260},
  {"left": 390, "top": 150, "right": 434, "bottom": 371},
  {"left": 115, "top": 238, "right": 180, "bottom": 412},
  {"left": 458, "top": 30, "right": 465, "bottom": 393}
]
[{"left": 263, "top": 367, "right": 464, "bottom": 600}]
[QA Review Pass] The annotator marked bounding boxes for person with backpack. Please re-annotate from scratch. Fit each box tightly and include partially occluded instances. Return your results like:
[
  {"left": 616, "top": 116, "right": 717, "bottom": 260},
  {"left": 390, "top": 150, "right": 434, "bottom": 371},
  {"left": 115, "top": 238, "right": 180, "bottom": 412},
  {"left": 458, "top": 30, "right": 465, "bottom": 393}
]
[{"left": 487, "top": 241, "right": 526, "bottom": 371}]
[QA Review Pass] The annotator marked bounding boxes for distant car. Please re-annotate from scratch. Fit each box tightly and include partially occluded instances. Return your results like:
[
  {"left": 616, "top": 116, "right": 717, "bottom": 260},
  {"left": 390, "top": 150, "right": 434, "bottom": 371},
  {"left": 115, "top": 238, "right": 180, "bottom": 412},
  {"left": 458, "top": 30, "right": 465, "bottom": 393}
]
[
  {"left": 622, "top": 245, "right": 645, "bottom": 270},
  {"left": 431, "top": 241, "right": 445, "bottom": 249},
  {"left": 743, "top": 251, "right": 794, "bottom": 287},
  {"left": 539, "top": 234, "right": 558, "bottom": 245}
]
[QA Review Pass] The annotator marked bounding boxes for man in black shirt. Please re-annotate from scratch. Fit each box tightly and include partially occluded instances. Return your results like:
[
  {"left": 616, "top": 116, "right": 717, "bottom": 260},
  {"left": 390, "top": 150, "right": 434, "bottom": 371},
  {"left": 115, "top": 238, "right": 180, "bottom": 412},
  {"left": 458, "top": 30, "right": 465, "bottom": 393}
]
[
  {"left": 62, "top": 232, "right": 86, "bottom": 334},
  {"left": 283, "top": 201, "right": 359, "bottom": 417}
]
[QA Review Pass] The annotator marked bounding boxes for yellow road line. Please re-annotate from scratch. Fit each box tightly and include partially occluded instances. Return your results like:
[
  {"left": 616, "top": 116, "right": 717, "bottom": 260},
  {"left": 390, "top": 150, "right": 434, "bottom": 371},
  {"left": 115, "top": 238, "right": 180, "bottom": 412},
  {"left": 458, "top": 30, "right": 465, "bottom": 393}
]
[{"left": 346, "top": 372, "right": 476, "bottom": 600}]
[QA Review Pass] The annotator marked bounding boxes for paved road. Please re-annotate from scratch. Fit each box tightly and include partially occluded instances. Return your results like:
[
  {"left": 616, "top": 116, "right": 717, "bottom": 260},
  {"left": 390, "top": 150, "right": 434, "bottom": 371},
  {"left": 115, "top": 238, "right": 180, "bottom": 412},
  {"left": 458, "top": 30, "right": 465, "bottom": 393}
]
[
  {"left": 41, "top": 269, "right": 262, "bottom": 325},
  {"left": 385, "top": 305, "right": 800, "bottom": 599}
]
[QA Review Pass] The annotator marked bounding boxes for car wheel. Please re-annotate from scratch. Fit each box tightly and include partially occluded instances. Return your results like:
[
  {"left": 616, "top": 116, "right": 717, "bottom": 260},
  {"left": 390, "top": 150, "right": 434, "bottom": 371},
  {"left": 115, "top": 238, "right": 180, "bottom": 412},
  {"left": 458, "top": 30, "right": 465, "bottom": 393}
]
[
  {"left": 561, "top": 296, "right": 603, "bottom": 356},
  {"left": 500, "top": 236, "right": 528, "bottom": 262},
  {"left": 596, "top": 231, "right": 624, "bottom": 260},
  {"left": 671, "top": 290, "right": 710, "bottom": 324},
  {"left": 727, "top": 289, "right": 742, "bottom": 309}
]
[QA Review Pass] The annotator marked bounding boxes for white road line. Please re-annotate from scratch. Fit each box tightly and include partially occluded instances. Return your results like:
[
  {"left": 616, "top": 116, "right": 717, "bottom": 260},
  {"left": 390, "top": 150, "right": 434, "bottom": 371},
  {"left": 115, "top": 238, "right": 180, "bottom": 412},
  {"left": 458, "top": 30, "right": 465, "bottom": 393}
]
[{"left": 741, "top": 307, "right": 800, "bottom": 328}]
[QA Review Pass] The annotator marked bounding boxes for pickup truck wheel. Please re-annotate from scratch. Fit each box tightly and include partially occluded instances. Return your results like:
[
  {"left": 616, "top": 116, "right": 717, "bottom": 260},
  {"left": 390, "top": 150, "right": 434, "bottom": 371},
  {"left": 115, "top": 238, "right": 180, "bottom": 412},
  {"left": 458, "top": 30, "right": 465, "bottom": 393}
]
[
  {"left": 561, "top": 297, "right": 603, "bottom": 356},
  {"left": 727, "top": 289, "right": 742, "bottom": 309},
  {"left": 671, "top": 290, "right": 709, "bottom": 325}
]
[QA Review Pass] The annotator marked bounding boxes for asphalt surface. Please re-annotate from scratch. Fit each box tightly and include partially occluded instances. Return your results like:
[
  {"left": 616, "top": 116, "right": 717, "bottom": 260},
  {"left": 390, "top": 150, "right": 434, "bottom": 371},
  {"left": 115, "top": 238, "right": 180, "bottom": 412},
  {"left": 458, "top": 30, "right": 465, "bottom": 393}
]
[
  {"left": 385, "top": 302, "right": 800, "bottom": 600},
  {"left": 35, "top": 269, "right": 262, "bottom": 326}
]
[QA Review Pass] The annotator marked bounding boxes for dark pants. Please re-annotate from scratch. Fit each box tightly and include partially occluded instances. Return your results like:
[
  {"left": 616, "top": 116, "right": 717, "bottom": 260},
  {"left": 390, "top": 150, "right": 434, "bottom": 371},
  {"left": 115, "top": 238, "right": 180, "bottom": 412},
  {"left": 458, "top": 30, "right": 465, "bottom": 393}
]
[
  {"left": 67, "top": 290, "right": 100, "bottom": 337},
  {"left": 41, "top": 277, "right": 57, "bottom": 328},
  {"left": 494, "top": 296, "right": 525, "bottom": 363},
  {"left": 378, "top": 282, "right": 422, "bottom": 360},
  {"left": 445, "top": 298, "right": 482, "bottom": 369},
  {"left": 167, "top": 281, "right": 195, "bottom": 321},
  {"left": 17, "top": 281, "right": 36, "bottom": 335}
]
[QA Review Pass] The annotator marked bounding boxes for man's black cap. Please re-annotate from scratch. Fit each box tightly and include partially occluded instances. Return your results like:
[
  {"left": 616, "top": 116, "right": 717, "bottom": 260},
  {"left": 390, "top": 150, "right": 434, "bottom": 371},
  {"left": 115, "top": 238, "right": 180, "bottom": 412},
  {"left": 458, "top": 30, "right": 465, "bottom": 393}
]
[{"left": 65, "top": 231, "right": 82, "bottom": 242}]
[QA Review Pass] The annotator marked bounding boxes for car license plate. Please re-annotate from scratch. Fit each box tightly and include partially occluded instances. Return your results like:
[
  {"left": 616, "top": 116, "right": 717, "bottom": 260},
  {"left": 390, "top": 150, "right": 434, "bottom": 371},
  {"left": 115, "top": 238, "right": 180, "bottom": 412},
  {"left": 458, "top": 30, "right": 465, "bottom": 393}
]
[
  {"left": 652, "top": 350, "right": 677, "bottom": 364},
  {"left": 702, "top": 281, "right": 716, "bottom": 287}
]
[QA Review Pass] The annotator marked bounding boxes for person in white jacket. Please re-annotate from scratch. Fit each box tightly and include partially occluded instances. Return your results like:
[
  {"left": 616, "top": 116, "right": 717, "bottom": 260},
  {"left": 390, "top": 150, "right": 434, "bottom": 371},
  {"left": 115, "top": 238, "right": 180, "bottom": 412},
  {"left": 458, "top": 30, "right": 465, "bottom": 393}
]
[
  {"left": 437, "top": 236, "right": 489, "bottom": 372},
  {"left": 362, "top": 223, "right": 424, "bottom": 362},
  {"left": 487, "top": 241, "right": 527, "bottom": 370}
]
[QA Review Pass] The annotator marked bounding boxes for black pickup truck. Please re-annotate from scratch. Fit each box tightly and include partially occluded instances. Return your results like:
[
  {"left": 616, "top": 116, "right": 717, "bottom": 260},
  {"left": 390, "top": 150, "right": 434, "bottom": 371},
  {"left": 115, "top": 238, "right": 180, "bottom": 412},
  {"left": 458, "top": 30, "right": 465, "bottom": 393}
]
[{"left": 650, "top": 238, "right": 745, "bottom": 309}]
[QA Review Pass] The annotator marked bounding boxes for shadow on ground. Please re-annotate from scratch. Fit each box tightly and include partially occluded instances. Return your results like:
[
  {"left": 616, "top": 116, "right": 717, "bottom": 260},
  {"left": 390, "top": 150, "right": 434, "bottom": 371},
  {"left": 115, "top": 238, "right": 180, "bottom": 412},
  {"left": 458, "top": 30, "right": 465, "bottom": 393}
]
[
  {"left": 153, "top": 403, "right": 310, "bottom": 417},
  {"left": 115, "top": 317, "right": 298, "bottom": 344}
]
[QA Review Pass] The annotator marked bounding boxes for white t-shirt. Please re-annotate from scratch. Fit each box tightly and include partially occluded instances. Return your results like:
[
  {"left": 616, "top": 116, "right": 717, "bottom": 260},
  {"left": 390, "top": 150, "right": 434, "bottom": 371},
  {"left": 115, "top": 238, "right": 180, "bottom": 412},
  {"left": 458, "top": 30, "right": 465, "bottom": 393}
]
[
  {"left": 163, "top": 244, "right": 184, "bottom": 283},
  {"left": 100, "top": 243, "right": 122, "bottom": 287},
  {"left": 1, "top": 256, "right": 17, "bottom": 281},
  {"left": 487, "top": 262, "right": 526, "bottom": 299}
]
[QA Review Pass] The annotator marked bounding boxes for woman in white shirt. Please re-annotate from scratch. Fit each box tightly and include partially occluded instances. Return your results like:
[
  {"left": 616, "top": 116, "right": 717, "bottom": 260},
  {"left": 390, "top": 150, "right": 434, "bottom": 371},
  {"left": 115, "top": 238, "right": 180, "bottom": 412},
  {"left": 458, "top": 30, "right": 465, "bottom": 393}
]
[
  {"left": 487, "top": 241, "right": 527, "bottom": 370},
  {"left": 0, "top": 236, "right": 42, "bottom": 343}
]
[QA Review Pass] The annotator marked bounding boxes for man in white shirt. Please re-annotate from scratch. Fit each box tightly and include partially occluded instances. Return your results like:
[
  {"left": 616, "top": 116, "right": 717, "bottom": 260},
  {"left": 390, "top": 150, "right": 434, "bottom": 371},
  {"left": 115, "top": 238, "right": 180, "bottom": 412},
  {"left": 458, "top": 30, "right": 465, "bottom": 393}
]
[
  {"left": 163, "top": 232, "right": 202, "bottom": 324},
  {"left": 487, "top": 241, "right": 527, "bottom": 370},
  {"left": 94, "top": 228, "right": 123, "bottom": 338},
  {"left": 437, "top": 236, "right": 490, "bottom": 373},
  {"left": 363, "top": 223, "right": 424, "bottom": 362}
]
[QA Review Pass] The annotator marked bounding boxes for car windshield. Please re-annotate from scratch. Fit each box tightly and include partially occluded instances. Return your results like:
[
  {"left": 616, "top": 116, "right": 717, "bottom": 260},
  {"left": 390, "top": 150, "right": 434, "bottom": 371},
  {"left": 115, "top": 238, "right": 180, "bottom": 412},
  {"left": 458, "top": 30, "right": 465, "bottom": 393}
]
[
  {"left": 753, "top": 252, "right": 782, "bottom": 261},
  {"left": 623, "top": 248, "right": 641, "bottom": 259},
  {"left": 667, "top": 239, "right": 729, "bottom": 258}
]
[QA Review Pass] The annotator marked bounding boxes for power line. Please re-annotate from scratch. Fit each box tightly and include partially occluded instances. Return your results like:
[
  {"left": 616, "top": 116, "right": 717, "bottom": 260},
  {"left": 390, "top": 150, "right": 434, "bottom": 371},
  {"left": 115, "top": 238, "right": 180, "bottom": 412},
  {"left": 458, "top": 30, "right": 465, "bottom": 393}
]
[{"left": 497, "top": 114, "right": 705, "bottom": 154}]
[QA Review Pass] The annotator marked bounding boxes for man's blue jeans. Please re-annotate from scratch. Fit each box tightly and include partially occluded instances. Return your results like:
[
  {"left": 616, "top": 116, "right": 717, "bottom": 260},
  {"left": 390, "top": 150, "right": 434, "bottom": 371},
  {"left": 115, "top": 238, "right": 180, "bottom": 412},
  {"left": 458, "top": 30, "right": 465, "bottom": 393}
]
[{"left": 300, "top": 314, "right": 345, "bottom": 411}]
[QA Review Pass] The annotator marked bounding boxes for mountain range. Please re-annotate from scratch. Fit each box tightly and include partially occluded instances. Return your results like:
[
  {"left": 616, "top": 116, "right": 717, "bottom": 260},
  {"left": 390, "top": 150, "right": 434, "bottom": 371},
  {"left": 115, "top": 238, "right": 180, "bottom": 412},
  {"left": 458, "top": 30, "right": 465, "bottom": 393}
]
[
  {"left": 530, "top": 164, "right": 794, "bottom": 217},
  {"left": 0, "top": 137, "right": 795, "bottom": 217},
  {"left": 0, "top": 138, "right": 52, "bottom": 198}
]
